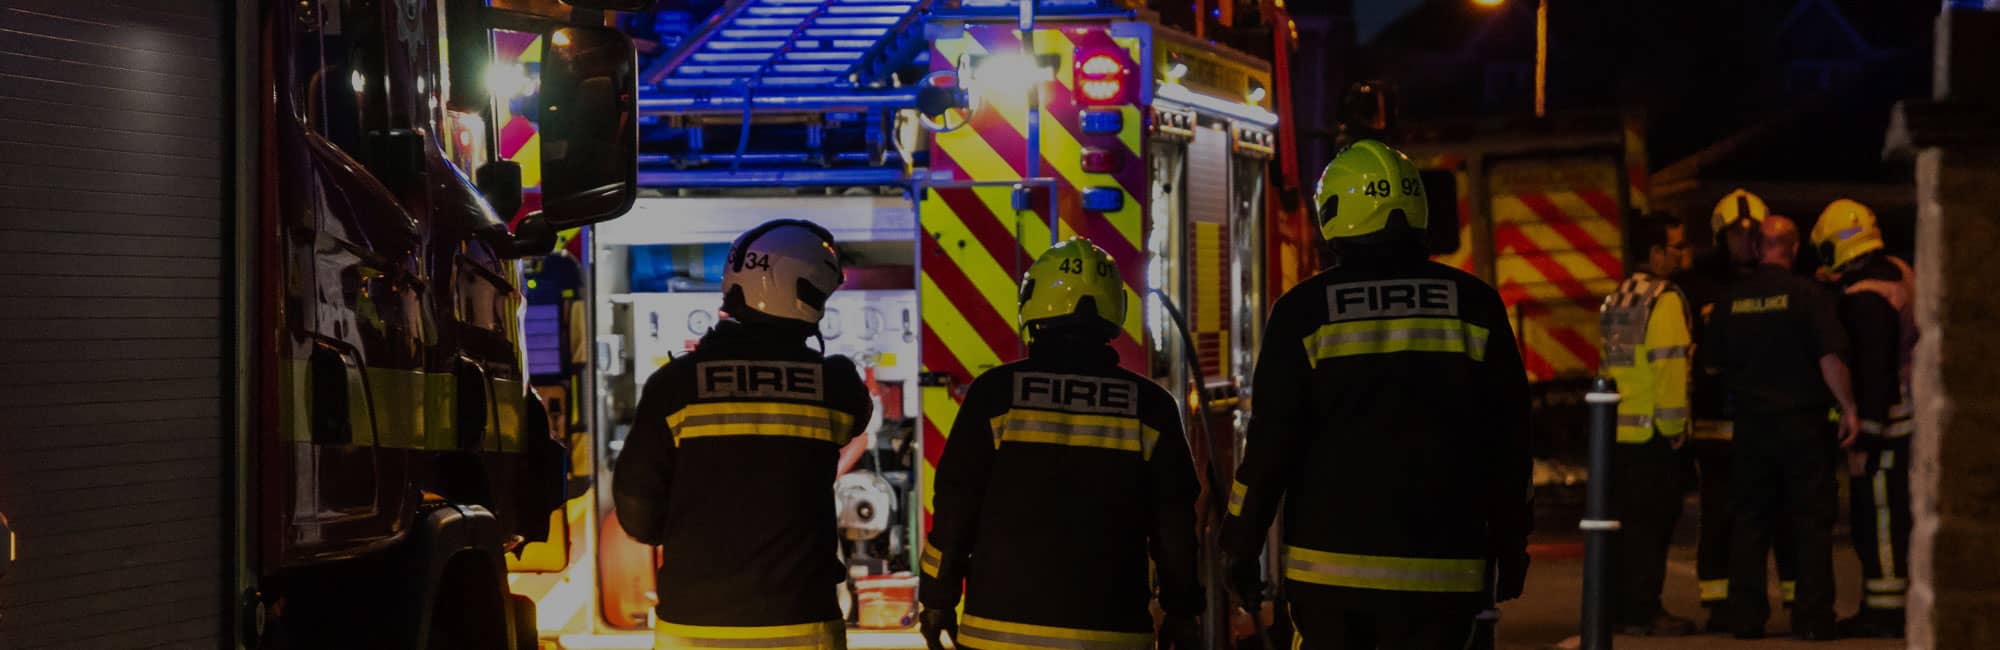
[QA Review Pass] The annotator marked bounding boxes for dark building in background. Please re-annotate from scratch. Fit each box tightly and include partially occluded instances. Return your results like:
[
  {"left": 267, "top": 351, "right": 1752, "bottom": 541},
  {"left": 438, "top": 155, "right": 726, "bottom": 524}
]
[{"left": 1292, "top": 0, "right": 1934, "bottom": 256}]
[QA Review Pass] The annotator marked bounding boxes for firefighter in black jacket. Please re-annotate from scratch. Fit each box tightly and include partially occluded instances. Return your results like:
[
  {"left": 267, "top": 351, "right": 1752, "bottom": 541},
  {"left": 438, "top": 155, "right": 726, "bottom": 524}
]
[
  {"left": 919, "top": 238, "right": 1203, "bottom": 650},
  {"left": 615, "top": 219, "right": 874, "bottom": 650},
  {"left": 1222, "top": 140, "right": 1533, "bottom": 649},
  {"left": 1811, "top": 199, "right": 1916, "bottom": 638}
]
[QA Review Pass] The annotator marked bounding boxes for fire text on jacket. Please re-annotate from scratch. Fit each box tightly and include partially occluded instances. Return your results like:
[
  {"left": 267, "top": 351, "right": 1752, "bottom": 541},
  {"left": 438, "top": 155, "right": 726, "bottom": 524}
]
[
  {"left": 1326, "top": 279, "right": 1458, "bottom": 322},
  {"left": 1014, "top": 372, "right": 1139, "bottom": 416},
  {"left": 696, "top": 361, "right": 825, "bottom": 400}
]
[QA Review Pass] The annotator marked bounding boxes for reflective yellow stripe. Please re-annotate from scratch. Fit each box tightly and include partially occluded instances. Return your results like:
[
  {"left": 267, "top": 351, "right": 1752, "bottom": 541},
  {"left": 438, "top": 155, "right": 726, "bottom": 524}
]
[
  {"left": 1867, "top": 578, "right": 1909, "bottom": 593},
  {"left": 668, "top": 402, "right": 852, "bottom": 446},
  {"left": 1886, "top": 418, "right": 1914, "bottom": 437},
  {"left": 1616, "top": 413, "right": 1654, "bottom": 444},
  {"left": 995, "top": 409, "right": 1145, "bottom": 454},
  {"left": 653, "top": 620, "right": 846, "bottom": 650},
  {"left": 1866, "top": 594, "right": 1907, "bottom": 610},
  {"left": 1692, "top": 420, "right": 1733, "bottom": 441},
  {"left": 958, "top": 615, "right": 1152, "bottom": 650},
  {"left": 920, "top": 541, "right": 944, "bottom": 578},
  {"left": 1301, "top": 317, "right": 1491, "bottom": 367},
  {"left": 1282, "top": 545, "right": 1486, "bottom": 593},
  {"left": 1228, "top": 480, "right": 1248, "bottom": 517},
  {"left": 1700, "top": 579, "right": 1728, "bottom": 602},
  {"left": 1781, "top": 580, "right": 1796, "bottom": 603}
]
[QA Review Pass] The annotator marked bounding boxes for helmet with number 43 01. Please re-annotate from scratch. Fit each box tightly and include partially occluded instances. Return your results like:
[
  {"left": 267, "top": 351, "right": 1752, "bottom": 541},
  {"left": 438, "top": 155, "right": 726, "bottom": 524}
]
[
  {"left": 1312, "top": 139, "right": 1429, "bottom": 241},
  {"left": 1018, "top": 238, "right": 1126, "bottom": 340}
]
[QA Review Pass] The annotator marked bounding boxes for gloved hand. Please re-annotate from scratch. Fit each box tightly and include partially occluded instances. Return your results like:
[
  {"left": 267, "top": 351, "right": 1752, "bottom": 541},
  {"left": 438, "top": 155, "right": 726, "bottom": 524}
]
[
  {"left": 1157, "top": 614, "right": 1201, "bottom": 650},
  {"left": 1224, "top": 552, "right": 1265, "bottom": 609},
  {"left": 1494, "top": 550, "right": 1530, "bottom": 603},
  {"left": 919, "top": 607, "right": 958, "bottom": 650}
]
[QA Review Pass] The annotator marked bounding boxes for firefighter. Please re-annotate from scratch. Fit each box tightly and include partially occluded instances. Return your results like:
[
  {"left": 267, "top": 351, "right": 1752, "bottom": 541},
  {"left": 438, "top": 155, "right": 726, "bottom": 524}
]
[
  {"left": 1811, "top": 199, "right": 1915, "bottom": 638},
  {"left": 614, "top": 219, "right": 874, "bottom": 650},
  {"left": 1599, "top": 214, "right": 1697, "bottom": 637},
  {"left": 1221, "top": 140, "right": 1532, "bottom": 649},
  {"left": 920, "top": 238, "right": 1200, "bottom": 648},
  {"left": 918, "top": 238, "right": 1203, "bottom": 650},
  {"left": 1671, "top": 189, "right": 1800, "bottom": 626},
  {"left": 1705, "top": 215, "right": 1860, "bottom": 640}
]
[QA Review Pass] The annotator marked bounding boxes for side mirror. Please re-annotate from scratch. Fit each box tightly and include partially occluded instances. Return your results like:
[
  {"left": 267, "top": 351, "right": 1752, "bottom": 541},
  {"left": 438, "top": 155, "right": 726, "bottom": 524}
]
[
  {"left": 539, "top": 25, "right": 639, "bottom": 230},
  {"left": 477, "top": 161, "right": 524, "bottom": 221},
  {"left": 444, "top": 0, "right": 489, "bottom": 113},
  {"left": 1420, "top": 170, "right": 1461, "bottom": 256},
  {"left": 560, "top": 0, "right": 655, "bottom": 9}
]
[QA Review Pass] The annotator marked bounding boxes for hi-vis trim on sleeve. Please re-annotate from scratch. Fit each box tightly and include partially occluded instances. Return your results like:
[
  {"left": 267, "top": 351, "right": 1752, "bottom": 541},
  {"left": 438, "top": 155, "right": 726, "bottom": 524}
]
[
  {"left": 667, "top": 402, "right": 853, "bottom": 446},
  {"left": 994, "top": 409, "right": 1150, "bottom": 456},
  {"left": 958, "top": 614, "right": 1153, "bottom": 650},
  {"left": 1281, "top": 545, "right": 1487, "bottom": 593},
  {"left": 1646, "top": 346, "right": 1688, "bottom": 361},
  {"left": 1228, "top": 480, "right": 1248, "bottom": 517},
  {"left": 920, "top": 541, "right": 944, "bottom": 578},
  {"left": 654, "top": 619, "right": 847, "bottom": 650},
  {"left": 1300, "top": 317, "right": 1491, "bottom": 367}
]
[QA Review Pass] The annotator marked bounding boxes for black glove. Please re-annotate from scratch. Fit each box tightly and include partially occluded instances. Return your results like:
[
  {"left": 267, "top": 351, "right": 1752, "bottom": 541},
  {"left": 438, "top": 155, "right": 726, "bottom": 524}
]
[
  {"left": 919, "top": 607, "right": 958, "bottom": 650},
  {"left": 1224, "top": 551, "right": 1265, "bottom": 609},
  {"left": 1494, "top": 550, "right": 1530, "bottom": 602},
  {"left": 1157, "top": 615, "right": 1201, "bottom": 650}
]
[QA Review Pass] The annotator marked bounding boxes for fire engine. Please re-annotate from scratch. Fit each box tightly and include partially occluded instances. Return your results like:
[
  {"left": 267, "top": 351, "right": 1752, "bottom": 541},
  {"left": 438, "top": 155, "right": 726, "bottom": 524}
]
[
  {"left": 0, "top": 0, "right": 641, "bottom": 647},
  {"left": 488, "top": 0, "right": 1314, "bottom": 646}
]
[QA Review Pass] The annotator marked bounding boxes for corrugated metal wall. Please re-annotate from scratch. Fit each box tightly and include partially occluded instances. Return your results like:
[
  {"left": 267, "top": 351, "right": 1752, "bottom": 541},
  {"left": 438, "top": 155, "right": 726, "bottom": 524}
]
[{"left": 0, "top": 0, "right": 229, "bottom": 646}]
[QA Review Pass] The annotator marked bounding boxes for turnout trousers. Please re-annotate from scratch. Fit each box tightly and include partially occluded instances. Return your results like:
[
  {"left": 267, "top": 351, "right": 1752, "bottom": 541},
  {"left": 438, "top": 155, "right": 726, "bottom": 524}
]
[
  {"left": 1850, "top": 439, "right": 1912, "bottom": 620},
  {"left": 1289, "top": 596, "right": 1476, "bottom": 650},
  {"left": 1612, "top": 434, "right": 1683, "bottom": 625},
  {"left": 1725, "top": 412, "right": 1838, "bottom": 634},
  {"left": 1691, "top": 434, "right": 1798, "bottom": 610}
]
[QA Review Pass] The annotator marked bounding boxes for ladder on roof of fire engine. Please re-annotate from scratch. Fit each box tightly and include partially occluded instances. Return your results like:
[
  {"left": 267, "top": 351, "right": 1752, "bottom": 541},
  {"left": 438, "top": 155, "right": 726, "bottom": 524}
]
[{"left": 646, "top": 0, "right": 929, "bottom": 99}]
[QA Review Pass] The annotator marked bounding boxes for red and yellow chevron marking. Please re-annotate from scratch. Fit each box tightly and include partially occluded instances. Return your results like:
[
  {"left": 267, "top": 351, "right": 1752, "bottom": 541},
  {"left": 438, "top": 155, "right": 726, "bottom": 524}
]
[
  {"left": 1488, "top": 159, "right": 1624, "bottom": 382},
  {"left": 920, "top": 23, "right": 1149, "bottom": 529}
]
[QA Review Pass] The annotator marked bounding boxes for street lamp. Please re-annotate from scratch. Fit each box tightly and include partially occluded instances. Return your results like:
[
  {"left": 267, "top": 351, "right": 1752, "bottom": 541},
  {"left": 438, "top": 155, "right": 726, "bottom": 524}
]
[{"left": 1473, "top": 0, "right": 1548, "bottom": 117}]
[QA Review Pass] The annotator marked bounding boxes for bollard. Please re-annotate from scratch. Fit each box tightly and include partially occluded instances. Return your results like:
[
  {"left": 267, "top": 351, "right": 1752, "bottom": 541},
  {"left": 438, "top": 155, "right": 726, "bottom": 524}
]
[{"left": 1580, "top": 377, "right": 1620, "bottom": 650}]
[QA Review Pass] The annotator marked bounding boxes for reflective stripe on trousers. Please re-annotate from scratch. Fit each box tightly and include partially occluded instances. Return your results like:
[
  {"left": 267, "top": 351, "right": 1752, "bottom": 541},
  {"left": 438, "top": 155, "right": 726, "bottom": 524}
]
[
  {"left": 1228, "top": 480, "right": 1248, "bottom": 517},
  {"left": 1700, "top": 579, "right": 1728, "bottom": 603},
  {"left": 1282, "top": 545, "right": 1486, "bottom": 593},
  {"left": 956, "top": 614, "right": 1152, "bottom": 650},
  {"left": 654, "top": 620, "right": 846, "bottom": 650}
]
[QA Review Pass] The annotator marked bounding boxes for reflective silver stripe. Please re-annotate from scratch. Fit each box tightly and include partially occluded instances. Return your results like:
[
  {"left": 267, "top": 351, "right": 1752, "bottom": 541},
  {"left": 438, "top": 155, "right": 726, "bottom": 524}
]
[
  {"left": 1866, "top": 594, "right": 1907, "bottom": 609},
  {"left": 957, "top": 616, "right": 1152, "bottom": 650},
  {"left": 677, "top": 412, "right": 837, "bottom": 429},
  {"left": 1282, "top": 546, "right": 1486, "bottom": 593},
  {"left": 1315, "top": 327, "right": 1480, "bottom": 348},
  {"left": 1653, "top": 407, "right": 1689, "bottom": 421},
  {"left": 1646, "top": 346, "right": 1688, "bottom": 361},
  {"left": 1616, "top": 414, "right": 1652, "bottom": 428},
  {"left": 1003, "top": 414, "right": 1142, "bottom": 444},
  {"left": 1867, "top": 578, "right": 1909, "bottom": 593},
  {"left": 1886, "top": 419, "right": 1914, "bottom": 437}
]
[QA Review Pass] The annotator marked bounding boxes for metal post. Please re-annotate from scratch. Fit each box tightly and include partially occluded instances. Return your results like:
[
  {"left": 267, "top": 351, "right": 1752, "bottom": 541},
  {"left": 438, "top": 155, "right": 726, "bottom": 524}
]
[{"left": 1580, "top": 377, "right": 1620, "bottom": 649}]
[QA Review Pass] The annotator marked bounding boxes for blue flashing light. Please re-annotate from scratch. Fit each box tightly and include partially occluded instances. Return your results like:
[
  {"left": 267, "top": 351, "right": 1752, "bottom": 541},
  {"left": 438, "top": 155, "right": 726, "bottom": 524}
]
[
  {"left": 1083, "top": 187, "right": 1125, "bottom": 212},
  {"left": 1080, "top": 109, "right": 1123, "bottom": 135}
]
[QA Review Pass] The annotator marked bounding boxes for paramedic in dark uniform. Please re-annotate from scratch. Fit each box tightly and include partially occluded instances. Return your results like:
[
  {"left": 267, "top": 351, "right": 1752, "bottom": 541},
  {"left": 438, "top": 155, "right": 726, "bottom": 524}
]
[
  {"left": 918, "top": 238, "right": 1204, "bottom": 650},
  {"left": 1706, "top": 215, "right": 1860, "bottom": 641},
  {"left": 1222, "top": 140, "right": 1533, "bottom": 649},
  {"left": 1811, "top": 199, "right": 1917, "bottom": 638},
  {"left": 615, "top": 219, "right": 874, "bottom": 650},
  {"left": 1673, "top": 189, "right": 1796, "bottom": 620}
]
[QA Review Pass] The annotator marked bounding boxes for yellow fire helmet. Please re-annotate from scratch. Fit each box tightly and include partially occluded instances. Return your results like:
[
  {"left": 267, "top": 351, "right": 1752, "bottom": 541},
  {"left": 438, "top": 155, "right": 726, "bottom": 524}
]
[
  {"left": 1018, "top": 238, "right": 1127, "bottom": 338},
  {"left": 1710, "top": 188, "right": 1769, "bottom": 236},
  {"left": 1313, "top": 139, "right": 1428, "bottom": 241},
  {"left": 1810, "top": 198, "right": 1885, "bottom": 273}
]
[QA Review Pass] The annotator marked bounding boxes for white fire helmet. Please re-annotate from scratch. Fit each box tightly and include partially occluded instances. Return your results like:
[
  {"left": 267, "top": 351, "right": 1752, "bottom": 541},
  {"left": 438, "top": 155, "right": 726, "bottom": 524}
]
[{"left": 722, "top": 219, "right": 844, "bottom": 324}]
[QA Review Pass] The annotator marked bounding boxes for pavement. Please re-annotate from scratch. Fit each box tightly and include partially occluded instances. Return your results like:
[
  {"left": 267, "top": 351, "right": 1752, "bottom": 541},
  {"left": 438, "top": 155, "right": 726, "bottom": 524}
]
[{"left": 1493, "top": 495, "right": 1905, "bottom": 650}]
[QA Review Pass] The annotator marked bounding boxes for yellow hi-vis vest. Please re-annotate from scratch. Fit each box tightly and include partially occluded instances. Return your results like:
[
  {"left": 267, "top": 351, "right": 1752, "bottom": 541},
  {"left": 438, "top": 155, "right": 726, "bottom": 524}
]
[{"left": 1600, "top": 274, "right": 1692, "bottom": 444}]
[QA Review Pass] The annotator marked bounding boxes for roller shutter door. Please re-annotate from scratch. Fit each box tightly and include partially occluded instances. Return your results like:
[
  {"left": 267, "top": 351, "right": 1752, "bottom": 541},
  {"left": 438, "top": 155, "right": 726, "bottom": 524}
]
[{"left": 0, "top": 0, "right": 229, "bottom": 646}]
